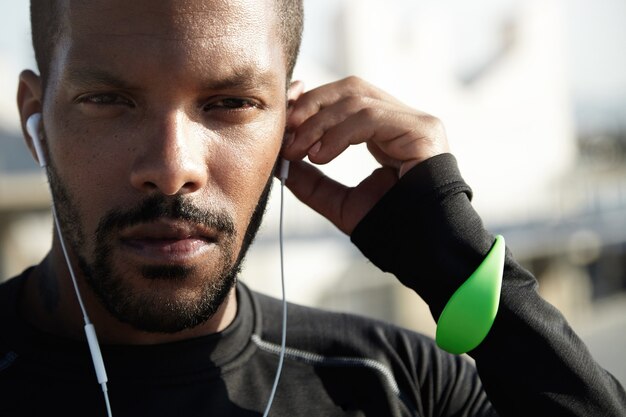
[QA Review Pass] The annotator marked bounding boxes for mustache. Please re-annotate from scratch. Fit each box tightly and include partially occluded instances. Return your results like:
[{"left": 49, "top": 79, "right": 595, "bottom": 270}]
[{"left": 95, "top": 194, "right": 236, "bottom": 238}]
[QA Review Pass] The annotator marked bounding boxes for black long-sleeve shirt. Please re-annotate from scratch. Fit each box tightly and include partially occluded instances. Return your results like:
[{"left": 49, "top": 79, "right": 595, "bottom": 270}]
[{"left": 1, "top": 154, "right": 624, "bottom": 416}]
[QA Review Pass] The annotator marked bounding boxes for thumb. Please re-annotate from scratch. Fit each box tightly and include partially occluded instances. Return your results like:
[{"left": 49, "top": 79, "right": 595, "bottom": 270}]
[
  {"left": 284, "top": 159, "right": 350, "bottom": 232},
  {"left": 284, "top": 160, "right": 397, "bottom": 235}
]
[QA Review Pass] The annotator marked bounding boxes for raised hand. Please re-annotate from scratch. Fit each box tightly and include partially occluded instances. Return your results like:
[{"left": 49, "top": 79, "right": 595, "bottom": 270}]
[{"left": 281, "top": 76, "right": 450, "bottom": 235}]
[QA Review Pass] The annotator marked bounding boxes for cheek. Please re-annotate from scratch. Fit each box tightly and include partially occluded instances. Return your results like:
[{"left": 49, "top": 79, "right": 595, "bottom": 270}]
[
  {"left": 44, "top": 115, "right": 134, "bottom": 239},
  {"left": 45, "top": 105, "right": 130, "bottom": 185},
  {"left": 210, "top": 124, "right": 281, "bottom": 233}
]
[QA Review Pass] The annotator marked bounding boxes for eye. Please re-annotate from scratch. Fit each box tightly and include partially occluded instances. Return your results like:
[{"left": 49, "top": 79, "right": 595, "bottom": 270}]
[
  {"left": 77, "top": 93, "right": 135, "bottom": 107},
  {"left": 203, "top": 98, "right": 258, "bottom": 112}
]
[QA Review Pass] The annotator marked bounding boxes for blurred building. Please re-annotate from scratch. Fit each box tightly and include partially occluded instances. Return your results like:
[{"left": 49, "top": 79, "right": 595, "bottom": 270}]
[{"left": 0, "top": 125, "right": 51, "bottom": 279}]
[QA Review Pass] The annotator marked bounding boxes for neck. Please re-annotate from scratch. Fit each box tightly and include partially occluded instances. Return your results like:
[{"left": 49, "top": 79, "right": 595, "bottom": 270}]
[{"left": 19, "top": 249, "right": 238, "bottom": 345}]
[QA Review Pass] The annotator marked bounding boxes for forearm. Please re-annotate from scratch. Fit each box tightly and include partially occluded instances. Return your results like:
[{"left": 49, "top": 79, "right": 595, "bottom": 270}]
[
  {"left": 473, "top": 257, "right": 626, "bottom": 416},
  {"left": 351, "top": 153, "right": 626, "bottom": 416}
]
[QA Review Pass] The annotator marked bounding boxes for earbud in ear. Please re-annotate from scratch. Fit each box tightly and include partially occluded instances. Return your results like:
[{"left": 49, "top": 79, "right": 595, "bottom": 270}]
[{"left": 26, "top": 113, "right": 47, "bottom": 168}]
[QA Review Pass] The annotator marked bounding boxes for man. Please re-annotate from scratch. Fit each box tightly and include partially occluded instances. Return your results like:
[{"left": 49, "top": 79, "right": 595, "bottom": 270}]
[{"left": 1, "top": 0, "right": 624, "bottom": 416}]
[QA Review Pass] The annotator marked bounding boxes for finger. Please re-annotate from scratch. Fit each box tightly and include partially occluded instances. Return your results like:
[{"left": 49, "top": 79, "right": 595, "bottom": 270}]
[
  {"left": 285, "top": 160, "right": 399, "bottom": 234},
  {"left": 282, "top": 95, "right": 377, "bottom": 161},
  {"left": 304, "top": 105, "right": 399, "bottom": 165},
  {"left": 307, "top": 106, "right": 444, "bottom": 166},
  {"left": 283, "top": 159, "right": 350, "bottom": 232},
  {"left": 287, "top": 76, "right": 407, "bottom": 130}
]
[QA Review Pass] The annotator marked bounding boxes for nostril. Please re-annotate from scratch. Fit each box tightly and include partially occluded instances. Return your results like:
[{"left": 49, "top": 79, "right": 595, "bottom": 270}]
[
  {"left": 179, "top": 180, "right": 202, "bottom": 194},
  {"left": 143, "top": 181, "right": 158, "bottom": 192}
]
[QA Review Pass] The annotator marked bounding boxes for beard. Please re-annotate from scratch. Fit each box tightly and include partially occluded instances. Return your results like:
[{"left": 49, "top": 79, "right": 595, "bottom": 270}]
[{"left": 47, "top": 162, "right": 272, "bottom": 334}]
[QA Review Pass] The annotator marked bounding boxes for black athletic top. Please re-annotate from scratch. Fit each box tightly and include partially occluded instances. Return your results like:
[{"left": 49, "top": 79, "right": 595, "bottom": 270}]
[{"left": 1, "top": 154, "right": 624, "bottom": 416}]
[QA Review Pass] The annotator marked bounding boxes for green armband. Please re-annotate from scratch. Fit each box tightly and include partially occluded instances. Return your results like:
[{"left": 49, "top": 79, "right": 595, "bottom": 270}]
[{"left": 435, "top": 235, "right": 505, "bottom": 354}]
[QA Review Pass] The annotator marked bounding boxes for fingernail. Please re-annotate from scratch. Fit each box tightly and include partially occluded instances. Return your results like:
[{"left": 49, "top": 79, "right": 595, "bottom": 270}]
[{"left": 308, "top": 141, "right": 321, "bottom": 157}]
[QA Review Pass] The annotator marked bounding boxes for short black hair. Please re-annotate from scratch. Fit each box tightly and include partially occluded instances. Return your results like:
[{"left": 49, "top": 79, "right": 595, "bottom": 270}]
[
  {"left": 30, "top": 0, "right": 304, "bottom": 90},
  {"left": 30, "top": 0, "right": 63, "bottom": 89},
  {"left": 275, "top": 0, "right": 304, "bottom": 81}
]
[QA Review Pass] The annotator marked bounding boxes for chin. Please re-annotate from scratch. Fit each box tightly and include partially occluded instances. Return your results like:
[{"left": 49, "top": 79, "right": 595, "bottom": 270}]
[{"left": 81, "top": 252, "right": 240, "bottom": 334}]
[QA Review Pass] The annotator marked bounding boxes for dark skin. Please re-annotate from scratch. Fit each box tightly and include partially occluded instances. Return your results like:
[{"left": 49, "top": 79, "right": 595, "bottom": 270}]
[{"left": 16, "top": 0, "right": 449, "bottom": 345}]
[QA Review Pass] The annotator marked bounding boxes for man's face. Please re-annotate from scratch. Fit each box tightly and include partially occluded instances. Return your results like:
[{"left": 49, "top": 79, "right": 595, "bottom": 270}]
[{"left": 38, "top": 0, "right": 289, "bottom": 332}]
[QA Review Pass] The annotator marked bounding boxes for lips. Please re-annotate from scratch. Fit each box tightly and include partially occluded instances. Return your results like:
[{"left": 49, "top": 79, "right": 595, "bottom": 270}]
[{"left": 118, "top": 220, "right": 219, "bottom": 264}]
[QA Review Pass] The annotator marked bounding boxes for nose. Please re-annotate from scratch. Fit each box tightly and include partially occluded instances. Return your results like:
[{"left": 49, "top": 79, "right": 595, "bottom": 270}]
[{"left": 130, "top": 111, "right": 208, "bottom": 195}]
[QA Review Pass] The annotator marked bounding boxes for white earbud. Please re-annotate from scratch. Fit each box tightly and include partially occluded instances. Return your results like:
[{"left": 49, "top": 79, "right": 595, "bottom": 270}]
[{"left": 26, "top": 112, "right": 47, "bottom": 168}]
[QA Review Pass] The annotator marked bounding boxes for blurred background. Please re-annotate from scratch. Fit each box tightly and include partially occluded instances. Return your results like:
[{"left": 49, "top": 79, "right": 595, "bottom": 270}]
[{"left": 1, "top": 0, "right": 625, "bottom": 385}]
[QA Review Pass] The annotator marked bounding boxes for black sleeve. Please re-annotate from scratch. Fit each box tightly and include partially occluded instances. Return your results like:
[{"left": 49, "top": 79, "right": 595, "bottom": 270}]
[{"left": 351, "top": 153, "right": 626, "bottom": 417}]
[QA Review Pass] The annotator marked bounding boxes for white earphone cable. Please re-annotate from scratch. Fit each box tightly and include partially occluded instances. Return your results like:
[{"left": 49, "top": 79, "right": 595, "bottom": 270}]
[
  {"left": 260, "top": 160, "right": 290, "bottom": 417},
  {"left": 51, "top": 204, "right": 113, "bottom": 417}
]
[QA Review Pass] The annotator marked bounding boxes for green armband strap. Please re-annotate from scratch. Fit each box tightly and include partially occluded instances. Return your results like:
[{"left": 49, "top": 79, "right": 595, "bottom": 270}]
[{"left": 436, "top": 235, "right": 505, "bottom": 354}]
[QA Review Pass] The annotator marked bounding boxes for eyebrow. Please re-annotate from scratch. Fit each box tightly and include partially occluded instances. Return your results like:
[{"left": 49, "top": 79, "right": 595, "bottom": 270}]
[
  {"left": 65, "top": 66, "right": 279, "bottom": 92},
  {"left": 207, "top": 67, "right": 278, "bottom": 91},
  {"left": 66, "top": 68, "right": 136, "bottom": 90}
]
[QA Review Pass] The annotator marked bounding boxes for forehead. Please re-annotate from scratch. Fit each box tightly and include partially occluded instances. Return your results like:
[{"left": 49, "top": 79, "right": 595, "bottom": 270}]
[
  {"left": 65, "top": 0, "right": 276, "bottom": 40},
  {"left": 53, "top": 0, "right": 285, "bottom": 86}
]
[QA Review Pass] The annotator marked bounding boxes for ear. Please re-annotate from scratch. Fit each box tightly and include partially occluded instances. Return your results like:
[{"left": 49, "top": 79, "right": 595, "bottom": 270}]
[
  {"left": 282, "top": 80, "right": 305, "bottom": 148},
  {"left": 17, "top": 70, "right": 44, "bottom": 166},
  {"left": 286, "top": 80, "right": 305, "bottom": 112}
]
